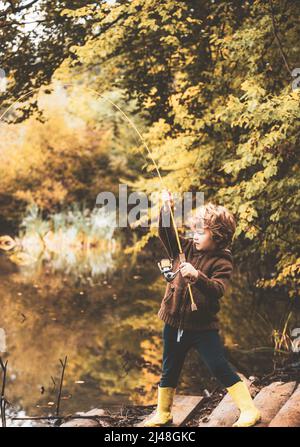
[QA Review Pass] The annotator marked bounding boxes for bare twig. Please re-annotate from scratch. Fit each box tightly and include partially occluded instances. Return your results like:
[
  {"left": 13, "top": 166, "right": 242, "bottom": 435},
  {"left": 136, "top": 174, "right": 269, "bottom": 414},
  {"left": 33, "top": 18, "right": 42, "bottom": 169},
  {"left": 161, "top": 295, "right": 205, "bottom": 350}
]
[
  {"left": 0, "top": 0, "right": 40, "bottom": 18},
  {"left": 56, "top": 356, "right": 67, "bottom": 417},
  {"left": 50, "top": 375, "right": 56, "bottom": 393},
  {"left": 11, "top": 414, "right": 116, "bottom": 421},
  {"left": 268, "top": 0, "right": 292, "bottom": 76},
  {"left": 0, "top": 357, "right": 8, "bottom": 427}
]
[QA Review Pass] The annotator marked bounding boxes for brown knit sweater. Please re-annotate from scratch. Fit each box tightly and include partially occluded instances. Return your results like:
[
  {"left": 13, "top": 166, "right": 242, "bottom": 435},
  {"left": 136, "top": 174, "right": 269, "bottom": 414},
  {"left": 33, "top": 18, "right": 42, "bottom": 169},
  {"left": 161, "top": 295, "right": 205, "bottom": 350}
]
[{"left": 157, "top": 206, "right": 234, "bottom": 331}]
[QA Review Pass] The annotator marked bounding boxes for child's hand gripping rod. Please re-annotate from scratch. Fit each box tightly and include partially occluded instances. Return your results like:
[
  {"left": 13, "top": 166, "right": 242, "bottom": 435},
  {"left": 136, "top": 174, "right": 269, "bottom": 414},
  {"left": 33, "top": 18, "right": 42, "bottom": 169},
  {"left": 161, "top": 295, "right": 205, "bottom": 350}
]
[{"left": 164, "top": 192, "right": 198, "bottom": 311}]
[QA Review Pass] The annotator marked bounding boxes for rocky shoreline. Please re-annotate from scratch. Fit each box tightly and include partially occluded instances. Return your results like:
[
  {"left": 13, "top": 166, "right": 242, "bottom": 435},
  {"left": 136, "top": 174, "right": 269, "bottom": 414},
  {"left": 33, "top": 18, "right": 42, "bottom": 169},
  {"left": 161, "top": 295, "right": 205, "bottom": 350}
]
[{"left": 57, "top": 367, "right": 299, "bottom": 427}]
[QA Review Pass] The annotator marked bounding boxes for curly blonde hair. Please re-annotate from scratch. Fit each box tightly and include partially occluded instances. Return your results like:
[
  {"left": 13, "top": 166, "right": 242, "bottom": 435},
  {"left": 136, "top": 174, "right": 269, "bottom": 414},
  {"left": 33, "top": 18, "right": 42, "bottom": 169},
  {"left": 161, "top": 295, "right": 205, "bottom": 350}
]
[{"left": 190, "top": 202, "right": 236, "bottom": 249}]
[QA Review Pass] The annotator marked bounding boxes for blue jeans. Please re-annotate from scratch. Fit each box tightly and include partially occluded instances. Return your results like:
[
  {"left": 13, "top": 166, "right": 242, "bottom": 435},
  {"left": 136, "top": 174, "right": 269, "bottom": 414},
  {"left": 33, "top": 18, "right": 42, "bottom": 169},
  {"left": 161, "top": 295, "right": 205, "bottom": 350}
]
[{"left": 160, "top": 323, "right": 241, "bottom": 388}]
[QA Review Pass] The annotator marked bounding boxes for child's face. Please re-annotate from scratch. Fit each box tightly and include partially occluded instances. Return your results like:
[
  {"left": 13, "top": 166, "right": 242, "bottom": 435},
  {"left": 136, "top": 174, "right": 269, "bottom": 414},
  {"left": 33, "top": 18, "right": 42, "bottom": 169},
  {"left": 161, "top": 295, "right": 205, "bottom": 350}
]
[{"left": 192, "top": 226, "right": 216, "bottom": 251}]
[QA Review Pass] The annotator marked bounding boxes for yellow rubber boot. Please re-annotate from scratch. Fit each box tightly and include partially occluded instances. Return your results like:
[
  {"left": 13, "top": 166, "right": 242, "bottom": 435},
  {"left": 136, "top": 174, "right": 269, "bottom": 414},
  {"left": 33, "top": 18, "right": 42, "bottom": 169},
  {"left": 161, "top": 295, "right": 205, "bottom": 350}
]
[
  {"left": 144, "top": 385, "right": 176, "bottom": 427},
  {"left": 226, "top": 380, "right": 261, "bottom": 427}
]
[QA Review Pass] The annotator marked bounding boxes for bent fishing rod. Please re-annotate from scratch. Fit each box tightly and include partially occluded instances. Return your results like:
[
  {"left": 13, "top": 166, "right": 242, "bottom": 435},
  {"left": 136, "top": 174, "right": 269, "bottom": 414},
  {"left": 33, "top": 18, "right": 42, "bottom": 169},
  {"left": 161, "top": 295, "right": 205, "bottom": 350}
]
[{"left": 0, "top": 83, "right": 197, "bottom": 311}]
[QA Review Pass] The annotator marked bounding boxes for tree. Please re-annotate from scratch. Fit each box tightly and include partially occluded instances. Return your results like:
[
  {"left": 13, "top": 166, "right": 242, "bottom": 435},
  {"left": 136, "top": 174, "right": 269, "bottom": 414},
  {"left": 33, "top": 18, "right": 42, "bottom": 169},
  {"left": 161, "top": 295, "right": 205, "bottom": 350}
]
[{"left": 1, "top": 0, "right": 300, "bottom": 300}]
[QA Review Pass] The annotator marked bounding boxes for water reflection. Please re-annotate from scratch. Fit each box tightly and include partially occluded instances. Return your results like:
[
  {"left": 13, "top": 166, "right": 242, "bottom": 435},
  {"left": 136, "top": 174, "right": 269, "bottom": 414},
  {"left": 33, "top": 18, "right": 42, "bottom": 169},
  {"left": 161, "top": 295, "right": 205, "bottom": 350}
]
[{"left": 0, "top": 237, "right": 299, "bottom": 427}]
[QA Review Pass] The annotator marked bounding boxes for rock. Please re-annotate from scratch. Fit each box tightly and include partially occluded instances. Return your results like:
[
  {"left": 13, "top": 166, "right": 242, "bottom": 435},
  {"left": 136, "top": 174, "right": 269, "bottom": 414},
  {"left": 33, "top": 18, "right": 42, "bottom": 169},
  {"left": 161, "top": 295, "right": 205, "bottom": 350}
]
[
  {"left": 60, "top": 408, "right": 109, "bottom": 427},
  {"left": 269, "top": 384, "right": 300, "bottom": 427},
  {"left": 253, "top": 381, "right": 296, "bottom": 427},
  {"left": 198, "top": 374, "right": 255, "bottom": 427},
  {"left": 198, "top": 392, "right": 240, "bottom": 427},
  {"left": 76, "top": 408, "right": 106, "bottom": 417},
  {"left": 60, "top": 418, "right": 100, "bottom": 427}
]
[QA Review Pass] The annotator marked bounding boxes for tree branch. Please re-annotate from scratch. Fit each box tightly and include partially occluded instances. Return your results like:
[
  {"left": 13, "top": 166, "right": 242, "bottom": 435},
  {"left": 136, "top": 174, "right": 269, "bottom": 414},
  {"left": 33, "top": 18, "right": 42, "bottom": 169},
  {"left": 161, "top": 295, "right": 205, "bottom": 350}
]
[
  {"left": 0, "top": 0, "right": 40, "bottom": 19},
  {"left": 0, "top": 357, "right": 8, "bottom": 428},
  {"left": 56, "top": 356, "right": 67, "bottom": 417},
  {"left": 268, "top": 0, "right": 292, "bottom": 76}
]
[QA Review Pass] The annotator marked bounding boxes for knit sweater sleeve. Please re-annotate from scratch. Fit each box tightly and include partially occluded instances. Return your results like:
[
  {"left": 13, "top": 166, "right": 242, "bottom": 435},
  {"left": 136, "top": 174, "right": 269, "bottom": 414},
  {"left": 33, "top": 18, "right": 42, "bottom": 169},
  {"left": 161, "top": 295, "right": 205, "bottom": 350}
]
[
  {"left": 189, "top": 258, "right": 233, "bottom": 300},
  {"left": 158, "top": 205, "right": 188, "bottom": 259}
]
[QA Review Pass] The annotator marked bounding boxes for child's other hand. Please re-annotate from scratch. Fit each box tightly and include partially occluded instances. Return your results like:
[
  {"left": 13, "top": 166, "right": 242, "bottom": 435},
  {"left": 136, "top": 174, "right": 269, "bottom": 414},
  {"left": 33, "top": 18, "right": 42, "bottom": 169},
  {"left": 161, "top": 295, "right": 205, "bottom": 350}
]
[
  {"left": 179, "top": 262, "right": 198, "bottom": 281},
  {"left": 161, "top": 189, "right": 174, "bottom": 212}
]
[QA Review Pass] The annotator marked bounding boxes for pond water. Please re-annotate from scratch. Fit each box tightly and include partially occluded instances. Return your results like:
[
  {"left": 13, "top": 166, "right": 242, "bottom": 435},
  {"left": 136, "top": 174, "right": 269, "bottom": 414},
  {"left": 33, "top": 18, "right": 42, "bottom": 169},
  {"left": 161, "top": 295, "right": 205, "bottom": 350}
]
[{"left": 1, "top": 235, "right": 300, "bottom": 426}]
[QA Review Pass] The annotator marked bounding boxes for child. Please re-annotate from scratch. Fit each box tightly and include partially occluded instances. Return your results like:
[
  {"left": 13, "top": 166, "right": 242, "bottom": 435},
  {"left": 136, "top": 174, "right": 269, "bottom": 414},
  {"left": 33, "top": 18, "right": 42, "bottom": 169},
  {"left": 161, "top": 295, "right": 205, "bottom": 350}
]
[{"left": 144, "top": 190, "right": 261, "bottom": 427}]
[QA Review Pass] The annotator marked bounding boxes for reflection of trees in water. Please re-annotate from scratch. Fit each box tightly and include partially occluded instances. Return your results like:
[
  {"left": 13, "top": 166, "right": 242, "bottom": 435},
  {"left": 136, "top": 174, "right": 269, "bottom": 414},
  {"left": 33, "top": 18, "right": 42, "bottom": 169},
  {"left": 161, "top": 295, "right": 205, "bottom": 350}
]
[
  {"left": 1, "top": 246, "right": 299, "bottom": 417},
  {"left": 1, "top": 205, "right": 120, "bottom": 280},
  {"left": 0, "top": 249, "right": 163, "bottom": 415},
  {"left": 17, "top": 244, "right": 118, "bottom": 284}
]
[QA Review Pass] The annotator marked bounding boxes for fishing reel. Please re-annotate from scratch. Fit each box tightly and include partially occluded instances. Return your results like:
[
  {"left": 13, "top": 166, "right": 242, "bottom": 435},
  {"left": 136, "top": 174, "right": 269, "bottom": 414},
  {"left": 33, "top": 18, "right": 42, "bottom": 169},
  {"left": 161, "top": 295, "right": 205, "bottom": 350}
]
[{"left": 157, "top": 258, "right": 181, "bottom": 282}]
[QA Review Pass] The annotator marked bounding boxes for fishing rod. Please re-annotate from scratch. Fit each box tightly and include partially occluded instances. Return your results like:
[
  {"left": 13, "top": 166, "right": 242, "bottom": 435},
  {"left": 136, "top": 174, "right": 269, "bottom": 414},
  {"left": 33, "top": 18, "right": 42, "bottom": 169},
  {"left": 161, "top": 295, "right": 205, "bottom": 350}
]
[
  {"left": 0, "top": 83, "right": 197, "bottom": 311},
  {"left": 156, "top": 194, "right": 198, "bottom": 311}
]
